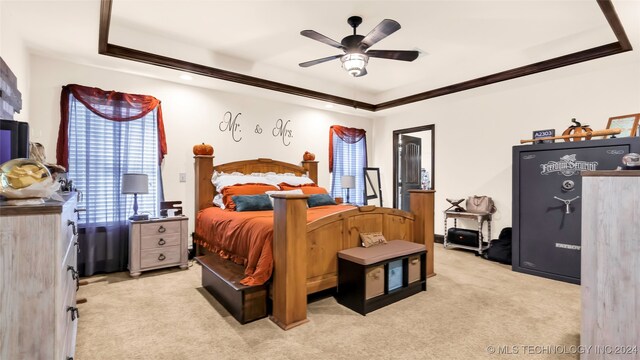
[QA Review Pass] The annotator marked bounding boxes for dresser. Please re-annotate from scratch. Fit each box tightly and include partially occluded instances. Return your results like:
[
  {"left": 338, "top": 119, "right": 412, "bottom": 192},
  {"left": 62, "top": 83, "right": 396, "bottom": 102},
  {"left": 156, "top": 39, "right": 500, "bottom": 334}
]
[
  {"left": 129, "top": 216, "right": 189, "bottom": 277},
  {"left": 581, "top": 170, "right": 640, "bottom": 360},
  {"left": 0, "top": 193, "right": 80, "bottom": 360}
]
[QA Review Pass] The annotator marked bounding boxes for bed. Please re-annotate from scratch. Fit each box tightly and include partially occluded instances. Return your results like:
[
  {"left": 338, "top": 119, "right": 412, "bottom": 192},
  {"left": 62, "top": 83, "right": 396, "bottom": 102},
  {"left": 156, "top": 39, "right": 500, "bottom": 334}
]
[{"left": 194, "top": 155, "right": 435, "bottom": 329}]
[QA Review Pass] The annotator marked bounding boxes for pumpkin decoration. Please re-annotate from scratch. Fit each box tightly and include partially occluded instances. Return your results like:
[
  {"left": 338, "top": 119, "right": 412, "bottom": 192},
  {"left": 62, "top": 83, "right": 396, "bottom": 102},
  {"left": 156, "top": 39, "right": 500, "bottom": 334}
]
[
  {"left": 303, "top": 151, "right": 316, "bottom": 161},
  {"left": 193, "top": 143, "right": 214, "bottom": 156},
  {"left": 562, "top": 118, "right": 593, "bottom": 142}
]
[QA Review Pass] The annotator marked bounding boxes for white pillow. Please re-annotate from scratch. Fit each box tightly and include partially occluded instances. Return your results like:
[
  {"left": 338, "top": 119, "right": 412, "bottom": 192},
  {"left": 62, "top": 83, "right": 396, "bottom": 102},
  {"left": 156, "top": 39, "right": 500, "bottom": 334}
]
[
  {"left": 213, "top": 193, "right": 225, "bottom": 209},
  {"left": 211, "top": 171, "right": 279, "bottom": 193},
  {"left": 265, "top": 174, "right": 314, "bottom": 186},
  {"left": 265, "top": 189, "right": 304, "bottom": 206}
]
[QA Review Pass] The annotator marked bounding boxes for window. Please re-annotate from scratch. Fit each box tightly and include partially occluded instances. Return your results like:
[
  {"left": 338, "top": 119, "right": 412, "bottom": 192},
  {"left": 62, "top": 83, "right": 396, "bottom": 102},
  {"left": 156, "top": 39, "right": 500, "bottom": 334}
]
[
  {"left": 57, "top": 84, "right": 167, "bottom": 276},
  {"left": 68, "top": 97, "right": 161, "bottom": 224},
  {"left": 329, "top": 125, "right": 367, "bottom": 205}
]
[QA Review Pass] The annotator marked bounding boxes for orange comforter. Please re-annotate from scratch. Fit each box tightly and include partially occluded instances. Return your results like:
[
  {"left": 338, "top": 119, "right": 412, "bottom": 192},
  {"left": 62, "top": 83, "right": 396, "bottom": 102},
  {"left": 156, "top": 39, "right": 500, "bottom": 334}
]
[{"left": 195, "top": 205, "right": 355, "bottom": 286}]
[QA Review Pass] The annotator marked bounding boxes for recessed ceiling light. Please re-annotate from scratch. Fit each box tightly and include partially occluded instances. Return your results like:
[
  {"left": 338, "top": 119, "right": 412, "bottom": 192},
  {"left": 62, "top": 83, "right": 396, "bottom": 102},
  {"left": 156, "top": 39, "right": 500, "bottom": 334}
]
[
  {"left": 325, "top": 104, "right": 334, "bottom": 109},
  {"left": 179, "top": 74, "right": 193, "bottom": 81}
]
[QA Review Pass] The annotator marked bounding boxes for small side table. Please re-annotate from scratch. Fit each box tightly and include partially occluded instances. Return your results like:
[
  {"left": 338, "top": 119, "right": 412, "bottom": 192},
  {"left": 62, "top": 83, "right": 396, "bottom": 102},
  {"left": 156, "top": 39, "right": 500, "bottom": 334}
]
[
  {"left": 129, "top": 216, "right": 189, "bottom": 277},
  {"left": 443, "top": 211, "right": 492, "bottom": 254}
]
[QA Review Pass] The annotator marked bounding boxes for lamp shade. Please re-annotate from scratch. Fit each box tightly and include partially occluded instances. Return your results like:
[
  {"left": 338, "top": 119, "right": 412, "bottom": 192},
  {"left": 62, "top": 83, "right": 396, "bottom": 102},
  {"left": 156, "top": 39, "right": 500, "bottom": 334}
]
[
  {"left": 341, "top": 175, "right": 355, "bottom": 189},
  {"left": 341, "top": 54, "right": 368, "bottom": 77},
  {"left": 121, "top": 173, "right": 149, "bottom": 194}
]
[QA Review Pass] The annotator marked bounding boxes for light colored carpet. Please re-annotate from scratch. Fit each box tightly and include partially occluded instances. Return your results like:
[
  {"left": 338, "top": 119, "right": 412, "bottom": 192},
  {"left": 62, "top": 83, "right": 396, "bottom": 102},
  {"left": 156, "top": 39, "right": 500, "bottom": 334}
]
[{"left": 76, "top": 245, "right": 580, "bottom": 360}]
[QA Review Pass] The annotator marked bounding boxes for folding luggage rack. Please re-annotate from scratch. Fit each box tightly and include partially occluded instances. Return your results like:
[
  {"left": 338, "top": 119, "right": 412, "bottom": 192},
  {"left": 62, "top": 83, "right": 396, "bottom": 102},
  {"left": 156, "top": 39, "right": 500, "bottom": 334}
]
[{"left": 443, "top": 210, "right": 492, "bottom": 255}]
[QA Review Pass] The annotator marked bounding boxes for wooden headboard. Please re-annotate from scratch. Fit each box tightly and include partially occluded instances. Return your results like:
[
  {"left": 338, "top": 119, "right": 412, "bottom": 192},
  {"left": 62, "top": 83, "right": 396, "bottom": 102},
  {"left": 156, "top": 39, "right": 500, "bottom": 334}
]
[{"left": 194, "top": 156, "right": 319, "bottom": 213}]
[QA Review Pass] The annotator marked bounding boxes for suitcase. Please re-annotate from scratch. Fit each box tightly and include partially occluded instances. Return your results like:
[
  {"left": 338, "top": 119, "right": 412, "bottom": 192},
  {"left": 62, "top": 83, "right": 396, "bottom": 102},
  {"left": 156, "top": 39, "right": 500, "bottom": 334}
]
[{"left": 447, "top": 228, "right": 480, "bottom": 247}]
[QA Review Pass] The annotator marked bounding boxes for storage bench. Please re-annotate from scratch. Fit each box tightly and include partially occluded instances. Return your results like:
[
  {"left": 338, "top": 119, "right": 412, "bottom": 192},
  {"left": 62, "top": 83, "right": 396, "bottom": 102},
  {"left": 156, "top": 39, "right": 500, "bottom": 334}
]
[
  {"left": 196, "top": 255, "right": 268, "bottom": 324},
  {"left": 336, "top": 240, "right": 427, "bottom": 315}
]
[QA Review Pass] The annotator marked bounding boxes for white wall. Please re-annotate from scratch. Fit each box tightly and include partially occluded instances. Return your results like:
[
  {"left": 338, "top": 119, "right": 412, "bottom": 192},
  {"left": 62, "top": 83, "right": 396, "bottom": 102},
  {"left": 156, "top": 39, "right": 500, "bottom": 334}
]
[
  {"left": 28, "top": 55, "right": 374, "bottom": 232},
  {"left": 373, "top": 52, "right": 640, "bottom": 235},
  {"left": 0, "top": 1, "right": 30, "bottom": 121}
]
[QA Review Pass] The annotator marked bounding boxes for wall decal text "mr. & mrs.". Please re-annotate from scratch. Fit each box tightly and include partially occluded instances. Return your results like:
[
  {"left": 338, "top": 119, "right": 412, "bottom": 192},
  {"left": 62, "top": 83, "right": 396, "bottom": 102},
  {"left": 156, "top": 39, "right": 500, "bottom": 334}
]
[{"left": 218, "top": 111, "right": 294, "bottom": 146}]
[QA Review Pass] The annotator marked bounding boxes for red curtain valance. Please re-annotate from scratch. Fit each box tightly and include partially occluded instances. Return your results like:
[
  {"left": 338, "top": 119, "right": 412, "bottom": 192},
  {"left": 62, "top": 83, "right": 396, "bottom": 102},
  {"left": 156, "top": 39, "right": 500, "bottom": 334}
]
[
  {"left": 56, "top": 84, "right": 167, "bottom": 169},
  {"left": 329, "top": 125, "right": 366, "bottom": 172}
]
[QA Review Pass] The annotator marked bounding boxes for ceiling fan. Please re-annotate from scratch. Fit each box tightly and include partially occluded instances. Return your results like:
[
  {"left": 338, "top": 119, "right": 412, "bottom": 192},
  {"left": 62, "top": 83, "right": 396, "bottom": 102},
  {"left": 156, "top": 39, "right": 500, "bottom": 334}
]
[{"left": 299, "top": 16, "right": 419, "bottom": 77}]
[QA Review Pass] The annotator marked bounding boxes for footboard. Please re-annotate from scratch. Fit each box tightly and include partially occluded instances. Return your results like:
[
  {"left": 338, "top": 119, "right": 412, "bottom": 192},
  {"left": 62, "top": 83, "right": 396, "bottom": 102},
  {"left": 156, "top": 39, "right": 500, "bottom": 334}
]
[
  {"left": 270, "top": 190, "right": 434, "bottom": 330},
  {"left": 305, "top": 205, "right": 415, "bottom": 294}
]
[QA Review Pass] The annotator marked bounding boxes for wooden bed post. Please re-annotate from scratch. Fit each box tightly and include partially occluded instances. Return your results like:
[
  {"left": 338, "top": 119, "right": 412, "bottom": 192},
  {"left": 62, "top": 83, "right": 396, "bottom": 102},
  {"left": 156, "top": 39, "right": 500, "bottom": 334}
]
[
  {"left": 409, "top": 190, "right": 436, "bottom": 278},
  {"left": 194, "top": 155, "right": 214, "bottom": 214},
  {"left": 270, "top": 194, "right": 310, "bottom": 330},
  {"left": 194, "top": 155, "right": 214, "bottom": 256},
  {"left": 301, "top": 160, "right": 318, "bottom": 184}
]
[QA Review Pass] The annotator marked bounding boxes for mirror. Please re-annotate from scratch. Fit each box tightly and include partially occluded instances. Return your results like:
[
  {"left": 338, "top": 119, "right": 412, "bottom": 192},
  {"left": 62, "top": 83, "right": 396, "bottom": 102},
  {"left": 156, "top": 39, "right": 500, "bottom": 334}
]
[{"left": 364, "top": 167, "right": 383, "bottom": 207}]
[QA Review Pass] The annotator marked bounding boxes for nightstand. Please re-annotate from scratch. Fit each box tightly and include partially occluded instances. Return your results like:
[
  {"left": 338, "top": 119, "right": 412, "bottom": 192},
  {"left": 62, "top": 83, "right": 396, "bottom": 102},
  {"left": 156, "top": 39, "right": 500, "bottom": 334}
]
[{"left": 129, "top": 216, "right": 189, "bottom": 277}]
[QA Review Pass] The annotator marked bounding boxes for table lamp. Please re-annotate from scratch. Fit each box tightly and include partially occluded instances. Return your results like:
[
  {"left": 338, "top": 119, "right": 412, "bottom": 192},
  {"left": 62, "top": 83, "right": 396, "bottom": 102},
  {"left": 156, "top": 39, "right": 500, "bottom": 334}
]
[
  {"left": 122, "top": 173, "right": 149, "bottom": 221},
  {"left": 341, "top": 175, "right": 355, "bottom": 204}
]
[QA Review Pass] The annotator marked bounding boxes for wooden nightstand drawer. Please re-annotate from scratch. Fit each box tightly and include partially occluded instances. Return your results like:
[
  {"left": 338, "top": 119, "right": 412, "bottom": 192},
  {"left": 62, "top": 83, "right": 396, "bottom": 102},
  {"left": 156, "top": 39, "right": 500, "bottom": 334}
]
[
  {"left": 140, "top": 233, "right": 181, "bottom": 250},
  {"left": 140, "top": 220, "right": 181, "bottom": 236},
  {"left": 140, "top": 246, "right": 181, "bottom": 269}
]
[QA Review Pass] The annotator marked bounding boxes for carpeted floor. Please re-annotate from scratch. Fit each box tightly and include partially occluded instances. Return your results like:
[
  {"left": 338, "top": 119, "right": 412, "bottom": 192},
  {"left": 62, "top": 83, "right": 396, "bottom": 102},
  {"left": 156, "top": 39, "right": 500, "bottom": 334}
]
[{"left": 75, "top": 245, "right": 580, "bottom": 360}]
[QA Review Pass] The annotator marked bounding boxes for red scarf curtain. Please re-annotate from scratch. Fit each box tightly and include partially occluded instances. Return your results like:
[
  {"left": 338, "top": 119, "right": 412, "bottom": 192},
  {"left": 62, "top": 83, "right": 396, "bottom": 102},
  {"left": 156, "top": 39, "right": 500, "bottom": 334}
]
[
  {"left": 56, "top": 84, "right": 167, "bottom": 169},
  {"left": 329, "top": 125, "right": 366, "bottom": 172}
]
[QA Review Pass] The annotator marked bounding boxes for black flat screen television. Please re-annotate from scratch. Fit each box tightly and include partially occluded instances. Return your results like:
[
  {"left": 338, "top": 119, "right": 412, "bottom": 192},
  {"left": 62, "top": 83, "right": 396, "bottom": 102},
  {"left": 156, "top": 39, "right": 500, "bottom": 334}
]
[{"left": 0, "top": 119, "right": 29, "bottom": 164}]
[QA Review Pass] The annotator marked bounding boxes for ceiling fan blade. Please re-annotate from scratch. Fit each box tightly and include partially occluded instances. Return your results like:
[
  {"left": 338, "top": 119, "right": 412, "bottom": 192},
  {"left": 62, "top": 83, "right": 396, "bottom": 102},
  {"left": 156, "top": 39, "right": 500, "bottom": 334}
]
[
  {"left": 366, "top": 50, "right": 420, "bottom": 62},
  {"left": 354, "top": 67, "right": 368, "bottom": 77},
  {"left": 360, "top": 19, "right": 401, "bottom": 49},
  {"left": 300, "top": 30, "right": 345, "bottom": 49},
  {"left": 299, "top": 54, "right": 342, "bottom": 68}
]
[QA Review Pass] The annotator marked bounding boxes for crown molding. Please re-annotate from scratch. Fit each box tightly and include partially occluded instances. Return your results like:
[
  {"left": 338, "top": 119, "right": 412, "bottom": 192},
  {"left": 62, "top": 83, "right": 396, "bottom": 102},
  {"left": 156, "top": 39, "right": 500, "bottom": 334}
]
[{"left": 99, "top": 0, "right": 631, "bottom": 112}]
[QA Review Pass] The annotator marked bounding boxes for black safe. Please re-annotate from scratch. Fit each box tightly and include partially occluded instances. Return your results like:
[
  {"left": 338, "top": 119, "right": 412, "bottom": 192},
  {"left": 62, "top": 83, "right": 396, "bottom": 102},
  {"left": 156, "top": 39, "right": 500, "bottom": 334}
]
[{"left": 512, "top": 137, "right": 640, "bottom": 284}]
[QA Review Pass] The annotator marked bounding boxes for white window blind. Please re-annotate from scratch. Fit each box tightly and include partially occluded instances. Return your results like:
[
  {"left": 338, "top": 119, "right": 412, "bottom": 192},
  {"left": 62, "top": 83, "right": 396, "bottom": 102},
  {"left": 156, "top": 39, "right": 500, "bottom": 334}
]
[
  {"left": 68, "top": 96, "right": 161, "bottom": 224},
  {"left": 330, "top": 133, "right": 367, "bottom": 205}
]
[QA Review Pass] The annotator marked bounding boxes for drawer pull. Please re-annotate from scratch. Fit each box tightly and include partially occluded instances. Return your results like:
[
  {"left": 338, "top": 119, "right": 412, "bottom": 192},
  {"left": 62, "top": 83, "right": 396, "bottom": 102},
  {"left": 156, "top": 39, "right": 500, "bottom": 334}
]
[
  {"left": 67, "top": 306, "right": 79, "bottom": 321},
  {"left": 158, "top": 254, "right": 166, "bottom": 261},
  {"left": 67, "top": 220, "right": 77, "bottom": 235},
  {"left": 158, "top": 239, "right": 166, "bottom": 246},
  {"left": 67, "top": 265, "right": 78, "bottom": 280},
  {"left": 411, "top": 258, "right": 419, "bottom": 265},
  {"left": 74, "top": 207, "right": 86, "bottom": 220},
  {"left": 158, "top": 225, "right": 166, "bottom": 233},
  {"left": 67, "top": 266, "right": 80, "bottom": 291}
]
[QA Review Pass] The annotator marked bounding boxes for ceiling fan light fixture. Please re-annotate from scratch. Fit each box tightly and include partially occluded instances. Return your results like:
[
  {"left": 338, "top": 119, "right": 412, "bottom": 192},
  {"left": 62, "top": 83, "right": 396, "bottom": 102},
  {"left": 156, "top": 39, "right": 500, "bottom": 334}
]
[{"left": 341, "top": 53, "right": 368, "bottom": 77}]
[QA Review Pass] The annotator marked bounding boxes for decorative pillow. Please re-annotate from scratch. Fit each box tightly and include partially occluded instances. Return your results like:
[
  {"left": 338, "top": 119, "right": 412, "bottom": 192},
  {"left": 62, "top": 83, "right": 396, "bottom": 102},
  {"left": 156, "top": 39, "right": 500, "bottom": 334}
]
[
  {"left": 307, "top": 193, "right": 337, "bottom": 208},
  {"left": 232, "top": 194, "right": 273, "bottom": 212},
  {"left": 221, "top": 183, "right": 279, "bottom": 211},
  {"left": 360, "top": 232, "right": 388, "bottom": 248},
  {"left": 266, "top": 174, "right": 314, "bottom": 186},
  {"left": 280, "top": 183, "right": 328, "bottom": 195},
  {"left": 265, "top": 189, "right": 304, "bottom": 206}
]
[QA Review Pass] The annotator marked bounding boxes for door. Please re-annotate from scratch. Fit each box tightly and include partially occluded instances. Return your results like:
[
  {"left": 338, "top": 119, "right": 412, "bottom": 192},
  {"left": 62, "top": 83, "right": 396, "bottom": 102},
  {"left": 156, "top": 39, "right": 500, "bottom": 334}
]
[
  {"left": 518, "top": 145, "right": 628, "bottom": 281},
  {"left": 399, "top": 135, "right": 421, "bottom": 211},
  {"left": 392, "top": 125, "right": 435, "bottom": 210}
]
